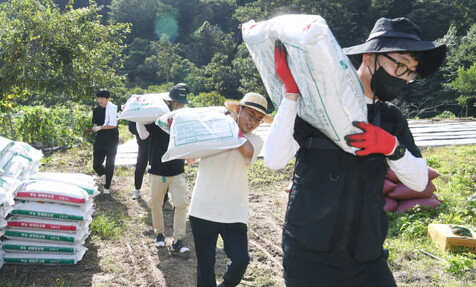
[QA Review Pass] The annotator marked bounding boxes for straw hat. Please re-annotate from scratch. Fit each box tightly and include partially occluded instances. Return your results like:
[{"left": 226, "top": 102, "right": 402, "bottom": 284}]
[
  {"left": 225, "top": 93, "right": 273, "bottom": 124},
  {"left": 343, "top": 17, "right": 446, "bottom": 78}
]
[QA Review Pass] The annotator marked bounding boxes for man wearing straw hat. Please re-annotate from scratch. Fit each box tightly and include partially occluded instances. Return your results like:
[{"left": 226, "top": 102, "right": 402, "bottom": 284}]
[
  {"left": 265, "top": 17, "right": 446, "bottom": 286},
  {"left": 188, "top": 92, "right": 273, "bottom": 287}
]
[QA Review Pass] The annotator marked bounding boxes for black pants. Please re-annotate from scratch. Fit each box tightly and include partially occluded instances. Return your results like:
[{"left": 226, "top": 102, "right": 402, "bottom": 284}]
[
  {"left": 190, "top": 216, "right": 250, "bottom": 287},
  {"left": 134, "top": 136, "right": 149, "bottom": 190},
  {"left": 93, "top": 138, "right": 118, "bottom": 189},
  {"left": 283, "top": 249, "right": 397, "bottom": 287}
]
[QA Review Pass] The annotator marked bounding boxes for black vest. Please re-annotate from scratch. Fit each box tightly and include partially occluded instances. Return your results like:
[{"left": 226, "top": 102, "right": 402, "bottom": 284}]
[{"left": 283, "top": 102, "right": 420, "bottom": 263}]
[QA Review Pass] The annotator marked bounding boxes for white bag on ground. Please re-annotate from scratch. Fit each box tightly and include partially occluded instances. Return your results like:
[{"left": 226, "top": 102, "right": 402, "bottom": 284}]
[
  {"left": 157, "top": 107, "right": 246, "bottom": 162},
  {"left": 15, "top": 180, "right": 93, "bottom": 209},
  {"left": 3, "top": 251, "right": 86, "bottom": 265},
  {"left": 29, "top": 172, "right": 99, "bottom": 197},
  {"left": 118, "top": 93, "right": 170, "bottom": 124},
  {"left": 0, "top": 177, "right": 21, "bottom": 206},
  {"left": 0, "top": 136, "right": 15, "bottom": 158},
  {"left": 0, "top": 141, "right": 43, "bottom": 178},
  {"left": 11, "top": 201, "right": 93, "bottom": 223},
  {"left": 1, "top": 239, "right": 87, "bottom": 255},
  {"left": 242, "top": 14, "right": 367, "bottom": 154}
]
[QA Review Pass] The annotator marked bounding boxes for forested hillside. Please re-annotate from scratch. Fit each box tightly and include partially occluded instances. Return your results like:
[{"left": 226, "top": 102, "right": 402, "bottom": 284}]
[{"left": 0, "top": 0, "right": 475, "bottom": 138}]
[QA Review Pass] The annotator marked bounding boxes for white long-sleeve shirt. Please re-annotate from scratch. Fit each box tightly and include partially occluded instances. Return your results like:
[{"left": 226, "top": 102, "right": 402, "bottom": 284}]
[{"left": 264, "top": 96, "right": 428, "bottom": 191}]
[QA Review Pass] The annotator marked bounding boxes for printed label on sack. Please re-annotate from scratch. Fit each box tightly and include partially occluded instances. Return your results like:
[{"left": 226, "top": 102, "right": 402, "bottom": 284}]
[{"left": 173, "top": 119, "right": 234, "bottom": 146}]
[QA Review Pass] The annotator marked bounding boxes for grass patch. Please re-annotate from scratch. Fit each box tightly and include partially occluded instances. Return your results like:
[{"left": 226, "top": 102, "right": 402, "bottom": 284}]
[
  {"left": 89, "top": 211, "right": 127, "bottom": 241},
  {"left": 386, "top": 145, "right": 476, "bottom": 283}
]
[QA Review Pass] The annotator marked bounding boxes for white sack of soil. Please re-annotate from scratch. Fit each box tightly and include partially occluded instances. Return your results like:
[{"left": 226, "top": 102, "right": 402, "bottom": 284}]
[
  {"left": 1, "top": 239, "right": 87, "bottom": 255},
  {"left": 29, "top": 172, "right": 99, "bottom": 197},
  {"left": 242, "top": 14, "right": 367, "bottom": 154},
  {"left": 157, "top": 107, "right": 246, "bottom": 162},
  {"left": 118, "top": 93, "right": 170, "bottom": 124}
]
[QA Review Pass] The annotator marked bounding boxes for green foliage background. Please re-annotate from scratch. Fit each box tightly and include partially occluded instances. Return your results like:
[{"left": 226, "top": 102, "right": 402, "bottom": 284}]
[{"left": 0, "top": 0, "right": 475, "bottom": 147}]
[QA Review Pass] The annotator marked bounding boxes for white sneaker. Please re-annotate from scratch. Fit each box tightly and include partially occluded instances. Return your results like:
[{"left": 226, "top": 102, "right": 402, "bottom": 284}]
[
  {"left": 103, "top": 188, "right": 110, "bottom": 194},
  {"left": 100, "top": 175, "right": 106, "bottom": 185},
  {"left": 132, "top": 189, "right": 140, "bottom": 200}
]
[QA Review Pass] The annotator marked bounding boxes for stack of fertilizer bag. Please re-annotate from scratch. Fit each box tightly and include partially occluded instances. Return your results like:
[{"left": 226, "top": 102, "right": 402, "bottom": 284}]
[
  {"left": 118, "top": 91, "right": 246, "bottom": 161},
  {"left": 383, "top": 166, "right": 441, "bottom": 213},
  {"left": 242, "top": 14, "right": 367, "bottom": 154},
  {"left": 0, "top": 136, "right": 98, "bottom": 267}
]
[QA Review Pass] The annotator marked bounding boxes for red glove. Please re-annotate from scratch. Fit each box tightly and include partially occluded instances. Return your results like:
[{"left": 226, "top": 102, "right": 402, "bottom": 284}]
[
  {"left": 345, "top": 121, "right": 397, "bottom": 156},
  {"left": 274, "top": 40, "right": 299, "bottom": 94}
]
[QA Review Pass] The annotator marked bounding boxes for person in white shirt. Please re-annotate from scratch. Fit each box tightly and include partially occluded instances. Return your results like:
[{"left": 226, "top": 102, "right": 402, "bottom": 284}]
[
  {"left": 265, "top": 17, "right": 446, "bottom": 286},
  {"left": 91, "top": 88, "right": 119, "bottom": 194},
  {"left": 188, "top": 93, "right": 273, "bottom": 287}
]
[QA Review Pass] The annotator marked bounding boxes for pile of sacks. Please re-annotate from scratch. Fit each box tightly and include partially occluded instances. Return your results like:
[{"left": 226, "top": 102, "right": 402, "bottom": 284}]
[
  {"left": 383, "top": 166, "right": 441, "bottom": 213},
  {"left": 0, "top": 136, "right": 98, "bottom": 267}
]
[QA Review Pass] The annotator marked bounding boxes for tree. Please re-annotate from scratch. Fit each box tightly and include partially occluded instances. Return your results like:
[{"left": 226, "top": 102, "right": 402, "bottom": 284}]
[
  {"left": 0, "top": 0, "right": 129, "bottom": 110},
  {"left": 151, "top": 35, "right": 183, "bottom": 84},
  {"left": 451, "top": 63, "right": 476, "bottom": 116},
  {"left": 109, "top": 0, "right": 173, "bottom": 42},
  {"left": 185, "top": 21, "right": 236, "bottom": 67}
]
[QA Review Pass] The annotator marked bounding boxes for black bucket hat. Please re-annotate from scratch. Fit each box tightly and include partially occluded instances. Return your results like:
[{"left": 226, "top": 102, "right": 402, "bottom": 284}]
[
  {"left": 166, "top": 83, "right": 190, "bottom": 104},
  {"left": 343, "top": 17, "right": 446, "bottom": 78}
]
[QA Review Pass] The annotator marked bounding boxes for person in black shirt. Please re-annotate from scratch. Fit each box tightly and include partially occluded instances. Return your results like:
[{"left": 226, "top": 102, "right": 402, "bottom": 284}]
[
  {"left": 91, "top": 89, "right": 119, "bottom": 194},
  {"left": 267, "top": 18, "right": 446, "bottom": 286},
  {"left": 136, "top": 83, "right": 192, "bottom": 254},
  {"left": 128, "top": 121, "right": 150, "bottom": 200}
]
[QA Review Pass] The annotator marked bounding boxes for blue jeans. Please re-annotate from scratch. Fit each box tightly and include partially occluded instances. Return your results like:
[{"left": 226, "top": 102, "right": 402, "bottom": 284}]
[{"left": 190, "top": 216, "right": 250, "bottom": 287}]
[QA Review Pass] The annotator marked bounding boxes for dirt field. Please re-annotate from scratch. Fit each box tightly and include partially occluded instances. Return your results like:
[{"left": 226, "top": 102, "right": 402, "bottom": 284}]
[
  {"left": 1, "top": 143, "right": 473, "bottom": 286},
  {"left": 0, "top": 148, "right": 293, "bottom": 287}
]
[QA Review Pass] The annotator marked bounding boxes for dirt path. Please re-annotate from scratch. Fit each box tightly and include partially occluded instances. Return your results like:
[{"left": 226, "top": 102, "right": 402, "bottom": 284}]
[{"left": 0, "top": 153, "right": 292, "bottom": 287}]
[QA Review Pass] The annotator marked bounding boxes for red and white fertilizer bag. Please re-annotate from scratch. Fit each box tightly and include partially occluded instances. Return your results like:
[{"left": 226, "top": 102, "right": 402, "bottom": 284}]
[
  {"left": 2, "top": 251, "right": 86, "bottom": 265},
  {"left": 11, "top": 201, "right": 93, "bottom": 223},
  {"left": 6, "top": 216, "right": 88, "bottom": 235},
  {"left": 395, "top": 194, "right": 441, "bottom": 213},
  {"left": 118, "top": 93, "right": 170, "bottom": 124},
  {"left": 386, "top": 181, "right": 436, "bottom": 201},
  {"left": 157, "top": 107, "right": 247, "bottom": 162},
  {"left": 383, "top": 179, "right": 397, "bottom": 195},
  {"left": 15, "top": 180, "right": 92, "bottom": 209},
  {"left": 29, "top": 172, "right": 99, "bottom": 197},
  {"left": 1, "top": 228, "right": 89, "bottom": 245},
  {"left": 384, "top": 197, "right": 398, "bottom": 212},
  {"left": 242, "top": 14, "right": 367, "bottom": 154},
  {"left": 1, "top": 239, "right": 87, "bottom": 255}
]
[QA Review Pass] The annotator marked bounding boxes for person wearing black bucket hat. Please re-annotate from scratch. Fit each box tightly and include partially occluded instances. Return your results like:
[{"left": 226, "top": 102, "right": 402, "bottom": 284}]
[
  {"left": 136, "top": 83, "right": 192, "bottom": 254},
  {"left": 265, "top": 17, "right": 446, "bottom": 286}
]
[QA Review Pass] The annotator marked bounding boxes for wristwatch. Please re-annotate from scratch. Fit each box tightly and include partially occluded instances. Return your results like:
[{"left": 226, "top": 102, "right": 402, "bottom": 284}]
[{"left": 387, "top": 144, "right": 406, "bottom": 160}]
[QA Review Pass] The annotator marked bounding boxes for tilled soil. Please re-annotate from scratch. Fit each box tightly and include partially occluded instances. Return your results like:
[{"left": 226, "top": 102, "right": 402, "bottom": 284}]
[{"left": 0, "top": 155, "right": 291, "bottom": 287}]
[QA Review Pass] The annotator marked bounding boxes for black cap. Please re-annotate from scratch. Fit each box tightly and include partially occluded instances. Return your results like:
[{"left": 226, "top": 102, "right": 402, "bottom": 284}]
[
  {"left": 167, "top": 83, "right": 190, "bottom": 104},
  {"left": 96, "top": 88, "right": 110, "bottom": 98}
]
